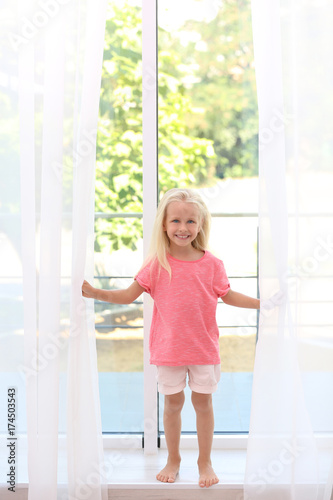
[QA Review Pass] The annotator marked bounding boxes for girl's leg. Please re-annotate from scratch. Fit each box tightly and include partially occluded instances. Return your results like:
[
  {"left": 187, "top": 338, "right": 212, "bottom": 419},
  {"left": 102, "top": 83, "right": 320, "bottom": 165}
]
[
  {"left": 191, "top": 391, "right": 219, "bottom": 488},
  {"left": 156, "top": 390, "right": 185, "bottom": 483}
]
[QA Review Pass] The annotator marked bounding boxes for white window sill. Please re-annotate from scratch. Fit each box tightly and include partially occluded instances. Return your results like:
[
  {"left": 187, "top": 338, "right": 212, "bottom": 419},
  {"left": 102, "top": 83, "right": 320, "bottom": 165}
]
[
  {"left": 3, "top": 434, "right": 332, "bottom": 500},
  {"left": 106, "top": 447, "right": 246, "bottom": 485},
  {"left": 2, "top": 448, "right": 246, "bottom": 500}
]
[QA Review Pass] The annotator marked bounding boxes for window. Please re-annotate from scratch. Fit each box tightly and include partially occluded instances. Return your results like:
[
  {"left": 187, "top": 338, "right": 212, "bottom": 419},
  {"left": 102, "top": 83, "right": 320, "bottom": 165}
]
[
  {"left": 96, "top": 0, "right": 258, "bottom": 445},
  {"left": 95, "top": 0, "right": 144, "bottom": 434}
]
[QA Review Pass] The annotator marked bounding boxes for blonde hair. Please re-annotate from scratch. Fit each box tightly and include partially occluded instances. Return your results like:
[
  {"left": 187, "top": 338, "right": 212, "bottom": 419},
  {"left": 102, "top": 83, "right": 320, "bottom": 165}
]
[{"left": 144, "top": 188, "right": 211, "bottom": 278}]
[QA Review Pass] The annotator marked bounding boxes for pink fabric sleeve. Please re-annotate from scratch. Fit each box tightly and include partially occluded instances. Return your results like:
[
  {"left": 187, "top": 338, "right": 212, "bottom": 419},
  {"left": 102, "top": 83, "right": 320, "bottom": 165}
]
[
  {"left": 214, "top": 260, "right": 230, "bottom": 298},
  {"left": 134, "top": 264, "right": 152, "bottom": 295}
]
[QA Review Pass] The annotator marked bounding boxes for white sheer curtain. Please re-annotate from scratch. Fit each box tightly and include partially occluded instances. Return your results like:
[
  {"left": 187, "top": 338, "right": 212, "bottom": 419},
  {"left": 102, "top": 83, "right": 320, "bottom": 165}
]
[
  {"left": 0, "top": 1, "right": 107, "bottom": 499},
  {"left": 245, "top": 1, "right": 333, "bottom": 499}
]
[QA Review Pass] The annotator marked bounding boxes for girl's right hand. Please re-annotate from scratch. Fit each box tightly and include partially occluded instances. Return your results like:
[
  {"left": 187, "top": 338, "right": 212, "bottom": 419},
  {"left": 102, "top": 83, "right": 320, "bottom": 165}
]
[{"left": 82, "top": 280, "right": 96, "bottom": 299}]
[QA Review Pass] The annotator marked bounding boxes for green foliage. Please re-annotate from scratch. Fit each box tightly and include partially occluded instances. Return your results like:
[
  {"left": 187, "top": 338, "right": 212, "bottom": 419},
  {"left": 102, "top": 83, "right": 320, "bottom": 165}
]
[
  {"left": 161, "top": 0, "right": 258, "bottom": 179},
  {"left": 95, "top": 2, "right": 142, "bottom": 252},
  {"left": 95, "top": 0, "right": 258, "bottom": 252}
]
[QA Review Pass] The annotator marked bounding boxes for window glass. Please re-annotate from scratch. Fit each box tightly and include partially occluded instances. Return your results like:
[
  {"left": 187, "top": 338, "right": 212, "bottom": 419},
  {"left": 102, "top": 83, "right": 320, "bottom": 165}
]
[
  {"left": 157, "top": 0, "right": 258, "bottom": 434},
  {"left": 96, "top": 0, "right": 144, "bottom": 433}
]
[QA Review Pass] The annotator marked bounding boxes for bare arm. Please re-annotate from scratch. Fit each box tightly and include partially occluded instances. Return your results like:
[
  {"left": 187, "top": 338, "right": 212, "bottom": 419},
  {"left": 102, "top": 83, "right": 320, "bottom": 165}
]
[
  {"left": 82, "top": 280, "right": 145, "bottom": 304},
  {"left": 222, "top": 289, "right": 260, "bottom": 309}
]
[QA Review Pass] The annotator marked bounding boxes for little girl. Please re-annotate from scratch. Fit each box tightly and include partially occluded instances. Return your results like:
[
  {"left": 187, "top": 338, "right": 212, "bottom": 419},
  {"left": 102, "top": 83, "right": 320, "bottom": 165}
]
[{"left": 82, "top": 188, "right": 260, "bottom": 488}]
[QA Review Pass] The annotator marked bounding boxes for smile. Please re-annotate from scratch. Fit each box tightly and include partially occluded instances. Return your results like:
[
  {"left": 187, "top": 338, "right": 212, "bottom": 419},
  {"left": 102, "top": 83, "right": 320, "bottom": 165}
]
[{"left": 175, "top": 235, "right": 190, "bottom": 239}]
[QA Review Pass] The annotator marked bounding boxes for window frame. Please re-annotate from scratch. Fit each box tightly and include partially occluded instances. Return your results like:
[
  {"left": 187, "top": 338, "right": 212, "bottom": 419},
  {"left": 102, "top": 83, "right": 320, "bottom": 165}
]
[
  {"left": 99, "top": 0, "right": 259, "bottom": 453},
  {"left": 142, "top": 0, "right": 158, "bottom": 454}
]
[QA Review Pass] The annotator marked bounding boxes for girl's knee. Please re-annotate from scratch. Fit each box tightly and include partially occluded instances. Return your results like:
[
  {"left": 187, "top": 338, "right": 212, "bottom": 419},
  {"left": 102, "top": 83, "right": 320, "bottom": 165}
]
[
  {"left": 191, "top": 391, "right": 213, "bottom": 413},
  {"left": 164, "top": 391, "right": 185, "bottom": 414}
]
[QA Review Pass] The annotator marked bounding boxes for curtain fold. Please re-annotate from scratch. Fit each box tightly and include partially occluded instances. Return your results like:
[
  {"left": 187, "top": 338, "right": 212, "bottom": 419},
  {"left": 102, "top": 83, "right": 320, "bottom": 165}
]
[
  {"left": 1, "top": 0, "right": 107, "bottom": 498},
  {"left": 245, "top": 1, "right": 333, "bottom": 499},
  {"left": 67, "top": 1, "right": 107, "bottom": 498}
]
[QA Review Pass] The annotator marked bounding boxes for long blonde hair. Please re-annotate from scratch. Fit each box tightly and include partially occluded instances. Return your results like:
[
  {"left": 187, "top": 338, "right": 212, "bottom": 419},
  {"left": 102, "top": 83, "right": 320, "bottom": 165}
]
[{"left": 144, "top": 188, "right": 211, "bottom": 278}]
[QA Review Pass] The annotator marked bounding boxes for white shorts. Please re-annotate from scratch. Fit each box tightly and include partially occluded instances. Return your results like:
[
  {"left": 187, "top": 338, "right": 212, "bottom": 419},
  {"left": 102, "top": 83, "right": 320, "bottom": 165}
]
[{"left": 156, "top": 364, "right": 221, "bottom": 395}]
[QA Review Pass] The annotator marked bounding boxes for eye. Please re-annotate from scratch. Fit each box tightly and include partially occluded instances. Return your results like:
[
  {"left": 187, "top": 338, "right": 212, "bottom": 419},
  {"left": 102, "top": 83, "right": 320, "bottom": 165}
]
[
  {"left": 188, "top": 220, "right": 196, "bottom": 224},
  {"left": 171, "top": 219, "right": 179, "bottom": 223}
]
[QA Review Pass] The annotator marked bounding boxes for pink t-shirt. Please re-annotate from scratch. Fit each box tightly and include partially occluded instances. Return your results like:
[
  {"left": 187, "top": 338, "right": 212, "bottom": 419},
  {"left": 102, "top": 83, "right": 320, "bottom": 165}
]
[{"left": 135, "top": 250, "right": 230, "bottom": 366}]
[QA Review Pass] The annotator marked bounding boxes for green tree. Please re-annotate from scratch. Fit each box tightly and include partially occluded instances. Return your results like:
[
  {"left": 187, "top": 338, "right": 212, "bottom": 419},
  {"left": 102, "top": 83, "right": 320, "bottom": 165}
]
[
  {"left": 158, "top": 0, "right": 258, "bottom": 179},
  {"left": 95, "top": 1, "right": 215, "bottom": 253},
  {"left": 95, "top": 0, "right": 257, "bottom": 253}
]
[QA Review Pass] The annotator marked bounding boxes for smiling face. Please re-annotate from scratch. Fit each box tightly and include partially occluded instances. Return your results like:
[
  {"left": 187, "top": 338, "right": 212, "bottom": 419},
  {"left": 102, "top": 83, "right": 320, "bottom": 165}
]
[{"left": 163, "top": 201, "right": 201, "bottom": 251}]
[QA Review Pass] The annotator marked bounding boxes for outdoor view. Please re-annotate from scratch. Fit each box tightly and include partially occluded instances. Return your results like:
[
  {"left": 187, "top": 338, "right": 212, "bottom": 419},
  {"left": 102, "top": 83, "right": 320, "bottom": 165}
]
[{"left": 94, "top": 0, "right": 259, "bottom": 434}]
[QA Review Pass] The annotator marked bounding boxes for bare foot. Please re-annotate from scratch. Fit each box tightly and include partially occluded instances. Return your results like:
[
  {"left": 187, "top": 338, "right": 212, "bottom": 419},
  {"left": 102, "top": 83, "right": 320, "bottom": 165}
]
[
  {"left": 198, "top": 461, "right": 219, "bottom": 488},
  {"left": 156, "top": 459, "right": 180, "bottom": 483}
]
